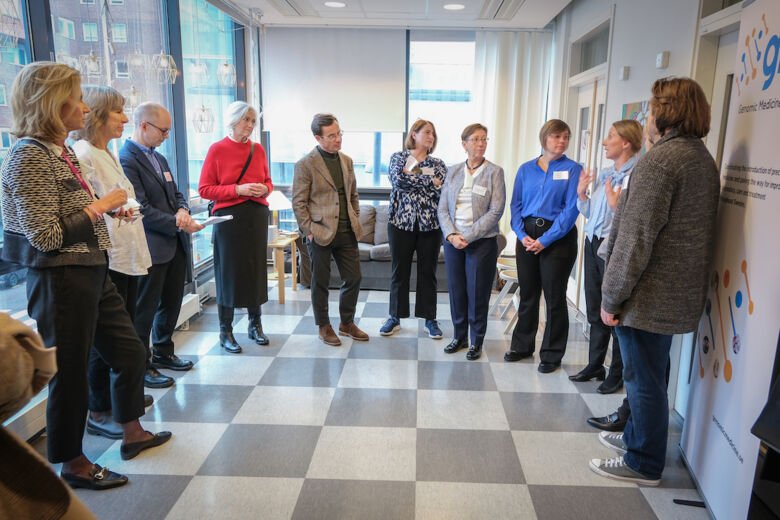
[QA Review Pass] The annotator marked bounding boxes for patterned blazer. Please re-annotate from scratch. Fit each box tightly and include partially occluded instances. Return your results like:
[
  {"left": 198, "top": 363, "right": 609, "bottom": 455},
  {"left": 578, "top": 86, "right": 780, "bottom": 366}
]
[{"left": 387, "top": 150, "right": 446, "bottom": 232}]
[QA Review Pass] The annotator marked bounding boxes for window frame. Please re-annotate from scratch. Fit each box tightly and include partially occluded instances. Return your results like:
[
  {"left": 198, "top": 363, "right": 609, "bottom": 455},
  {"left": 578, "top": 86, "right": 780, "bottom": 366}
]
[
  {"left": 82, "top": 21, "right": 98, "bottom": 42},
  {"left": 111, "top": 22, "right": 127, "bottom": 43}
]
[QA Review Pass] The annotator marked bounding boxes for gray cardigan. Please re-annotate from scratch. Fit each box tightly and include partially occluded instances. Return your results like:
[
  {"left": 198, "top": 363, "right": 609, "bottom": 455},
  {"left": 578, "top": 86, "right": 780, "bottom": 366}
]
[
  {"left": 438, "top": 160, "right": 505, "bottom": 243},
  {"left": 602, "top": 130, "right": 720, "bottom": 334}
]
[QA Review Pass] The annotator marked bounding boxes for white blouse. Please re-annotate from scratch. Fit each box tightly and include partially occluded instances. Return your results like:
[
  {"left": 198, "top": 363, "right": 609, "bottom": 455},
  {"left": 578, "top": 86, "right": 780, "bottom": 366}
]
[
  {"left": 454, "top": 163, "right": 485, "bottom": 231},
  {"left": 73, "top": 140, "right": 152, "bottom": 276}
]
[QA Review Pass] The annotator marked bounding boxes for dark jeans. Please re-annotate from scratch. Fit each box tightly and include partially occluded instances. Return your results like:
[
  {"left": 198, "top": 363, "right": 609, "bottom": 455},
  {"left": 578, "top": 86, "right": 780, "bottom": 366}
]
[
  {"left": 615, "top": 325, "right": 673, "bottom": 479},
  {"left": 135, "top": 241, "right": 187, "bottom": 362},
  {"left": 27, "top": 264, "right": 146, "bottom": 463},
  {"left": 387, "top": 223, "right": 440, "bottom": 320},
  {"left": 443, "top": 237, "right": 498, "bottom": 347},
  {"left": 308, "top": 231, "right": 361, "bottom": 326},
  {"left": 88, "top": 269, "right": 141, "bottom": 413},
  {"left": 583, "top": 236, "right": 622, "bottom": 377},
  {"left": 510, "top": 224, "right": 577, "bottom": 364}
]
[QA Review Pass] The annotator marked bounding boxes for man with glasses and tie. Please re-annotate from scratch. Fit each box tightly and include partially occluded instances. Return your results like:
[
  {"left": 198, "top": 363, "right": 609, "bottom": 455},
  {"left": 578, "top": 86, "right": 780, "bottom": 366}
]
[
  {"left": 292, "top": 113, "right": 369, "bottom": 346},
  {"left": 121, "top": 102, "right": 203, "bottom": 388}
]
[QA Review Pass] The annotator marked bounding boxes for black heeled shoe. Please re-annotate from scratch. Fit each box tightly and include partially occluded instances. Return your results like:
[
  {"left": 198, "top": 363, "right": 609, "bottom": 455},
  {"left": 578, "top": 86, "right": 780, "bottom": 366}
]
[
  {"left": 248, "top": 317, "right": 270, "bottom": 346},
  {"left": 219, "top": 329, "right": 242, "bottom": 354},
  {"left": 568, "top": 365, "right": 606, "bottom": 382}
]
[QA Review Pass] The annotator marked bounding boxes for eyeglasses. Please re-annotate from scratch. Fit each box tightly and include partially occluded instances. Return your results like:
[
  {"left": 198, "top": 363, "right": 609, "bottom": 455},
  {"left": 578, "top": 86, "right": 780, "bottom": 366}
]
[
  {"left": 466, "top": 137, "right": 489, "bottom": 143},
  {"left": 321, "top": 131, "right": 343, "bottom": 141},
  {"left": 145, "top": 121, "right": 170, "bottom": 135}
]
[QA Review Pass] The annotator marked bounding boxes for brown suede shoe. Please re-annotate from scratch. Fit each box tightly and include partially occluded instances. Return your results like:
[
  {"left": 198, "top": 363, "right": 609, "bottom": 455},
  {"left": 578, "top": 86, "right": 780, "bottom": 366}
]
[
  {"left": 319, "top": 324, "right": 342, "bottom": 346},
  {"left": 338, "top": 322, "right": 369, "bottom": 341}
]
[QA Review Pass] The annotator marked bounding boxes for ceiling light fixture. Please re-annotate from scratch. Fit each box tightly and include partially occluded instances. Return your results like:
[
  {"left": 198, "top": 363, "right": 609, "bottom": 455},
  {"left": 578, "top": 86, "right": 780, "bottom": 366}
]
[
  {"left": 324, "top": 1, "right": 346, "bottom": 7},
  {"left": 443, "top": 3, "right": 465, "bottom": 10}
]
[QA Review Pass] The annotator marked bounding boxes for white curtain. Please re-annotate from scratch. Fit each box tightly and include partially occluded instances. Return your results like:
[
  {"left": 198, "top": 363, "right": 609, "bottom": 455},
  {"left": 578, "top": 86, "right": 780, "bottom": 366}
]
[{"left": 473, "top": 31, "right": 554, "bottom": 232}]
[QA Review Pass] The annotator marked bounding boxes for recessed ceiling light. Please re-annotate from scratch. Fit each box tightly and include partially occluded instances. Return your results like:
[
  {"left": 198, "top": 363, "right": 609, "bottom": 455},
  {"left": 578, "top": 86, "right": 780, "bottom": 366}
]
[
  {"left": 443, "top": 3, "right": 465, "bottom": 10},
  {"left": 324, "top": 1, "right": 346, "bottom": 7}
]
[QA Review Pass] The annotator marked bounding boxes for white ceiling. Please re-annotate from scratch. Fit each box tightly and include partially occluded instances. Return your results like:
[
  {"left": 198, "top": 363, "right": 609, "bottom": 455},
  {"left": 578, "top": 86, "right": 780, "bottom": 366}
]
[{"left": 235, "top": 0, "right": 573, "bottom": 30}]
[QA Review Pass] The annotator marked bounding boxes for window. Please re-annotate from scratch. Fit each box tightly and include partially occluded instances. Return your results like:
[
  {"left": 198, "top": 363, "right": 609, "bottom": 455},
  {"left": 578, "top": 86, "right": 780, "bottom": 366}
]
[
  {"left": 0, "top": 85, "right": 7, "bottom": 106},
  {"left": 80, "top": 0, "right": 96, "bottom": 4},
  {"left": 109, "top": 0, "right": 125, "bottom": 4},
  {"left": 111, "top": 23, "right": 127, "bottom": 43},
  {"left": 114, "top": 60, "right": 129, "bottom": 78},
  {"left": 408, "top": 33, "right": 476, "bottom": 165},
  {"left": 56, "top": 17, "right": 75, "bottom": 40},
  {"left": 82, "top": 22, "right": 98, "bottom": 42},
  {"left": 0, "top": 130, "right": 14, "bottom": 149}
]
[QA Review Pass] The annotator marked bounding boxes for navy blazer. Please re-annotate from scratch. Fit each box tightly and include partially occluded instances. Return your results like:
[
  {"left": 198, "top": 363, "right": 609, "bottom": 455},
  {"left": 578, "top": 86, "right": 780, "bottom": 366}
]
[{"left": 119, "top": 139, "right": 190, "bottom": 266}]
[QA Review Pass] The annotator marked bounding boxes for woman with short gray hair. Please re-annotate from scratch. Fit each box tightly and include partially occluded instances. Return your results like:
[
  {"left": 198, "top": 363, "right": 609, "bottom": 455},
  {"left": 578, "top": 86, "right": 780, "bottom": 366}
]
[{"left": 199, "top": 101, "right": 274, "bottom": 353}]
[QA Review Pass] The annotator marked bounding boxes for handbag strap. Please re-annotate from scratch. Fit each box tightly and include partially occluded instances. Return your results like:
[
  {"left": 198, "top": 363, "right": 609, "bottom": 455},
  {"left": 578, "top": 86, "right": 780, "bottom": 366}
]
[{"left": 236, "top": 142, "right": 255, "bottom": 184}]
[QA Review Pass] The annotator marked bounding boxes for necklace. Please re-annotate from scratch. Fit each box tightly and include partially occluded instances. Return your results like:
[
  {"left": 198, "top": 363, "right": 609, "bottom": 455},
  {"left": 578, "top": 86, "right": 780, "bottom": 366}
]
[{"left": 466, "top": 158, "right": 485, "bottom": 171}]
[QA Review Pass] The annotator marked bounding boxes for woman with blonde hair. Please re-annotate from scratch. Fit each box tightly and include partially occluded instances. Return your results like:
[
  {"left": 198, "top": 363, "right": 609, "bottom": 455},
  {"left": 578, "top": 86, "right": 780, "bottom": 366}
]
[{"left": 0, "top": 62, "right": 169, "bottom": 490}]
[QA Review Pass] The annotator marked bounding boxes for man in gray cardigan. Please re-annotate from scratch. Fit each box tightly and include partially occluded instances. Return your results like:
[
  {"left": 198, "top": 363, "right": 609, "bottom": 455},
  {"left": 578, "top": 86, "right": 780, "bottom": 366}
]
[{"left": 590, "top": 78, "right": 720, "bottom": 486}]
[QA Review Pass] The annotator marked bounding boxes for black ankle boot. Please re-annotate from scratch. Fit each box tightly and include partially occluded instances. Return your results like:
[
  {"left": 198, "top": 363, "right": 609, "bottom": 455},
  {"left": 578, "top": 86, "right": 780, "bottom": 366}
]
[
  {"left": 248, "top": 316, "right": 269, "bottom": 346},
  {"left": 219, "top": 327, "right": 242, "bottom": 354}
]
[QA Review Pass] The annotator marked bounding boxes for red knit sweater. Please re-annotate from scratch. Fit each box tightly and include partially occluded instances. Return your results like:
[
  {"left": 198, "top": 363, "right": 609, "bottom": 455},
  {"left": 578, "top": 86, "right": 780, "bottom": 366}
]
[{"left": 198, "top": 137, "right": 273, "bottom": 212}]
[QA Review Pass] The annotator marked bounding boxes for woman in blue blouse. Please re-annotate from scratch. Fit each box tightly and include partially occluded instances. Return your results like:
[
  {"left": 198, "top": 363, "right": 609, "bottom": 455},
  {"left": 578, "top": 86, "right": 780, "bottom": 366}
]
[
  {"left": 506, "top": 119, "right": 580, "bottom": 373},
  {"left": 380, "top": 119, "right": 447, "bottom": 339}
]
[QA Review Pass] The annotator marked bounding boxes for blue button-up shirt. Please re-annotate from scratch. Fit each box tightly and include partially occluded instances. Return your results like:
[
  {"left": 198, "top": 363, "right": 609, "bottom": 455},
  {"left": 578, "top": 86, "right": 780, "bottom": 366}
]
[
  {"left": 510, "top": 154, "right": 580, "bottom": 247},
  {"left": 577, "top": 155, "right": 637, "bottom": 241},
  {"left": 131, "top": 139, "right": 163, "bottom": 179}
]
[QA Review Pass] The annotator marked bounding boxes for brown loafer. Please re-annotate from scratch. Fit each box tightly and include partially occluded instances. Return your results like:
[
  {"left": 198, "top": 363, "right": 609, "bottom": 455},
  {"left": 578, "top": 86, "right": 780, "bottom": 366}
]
[
  {"left": 339, "top": 322, "right": 369, "bottom": 341},
  {"left": 319, "top": 324, "right": 342, "bottom": 346}
]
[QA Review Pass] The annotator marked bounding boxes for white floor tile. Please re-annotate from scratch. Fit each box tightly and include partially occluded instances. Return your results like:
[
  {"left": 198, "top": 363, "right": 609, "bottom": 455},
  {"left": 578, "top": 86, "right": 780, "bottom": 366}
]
[{"left": 232, "top": 386, "right": 335, "bottom": 425}]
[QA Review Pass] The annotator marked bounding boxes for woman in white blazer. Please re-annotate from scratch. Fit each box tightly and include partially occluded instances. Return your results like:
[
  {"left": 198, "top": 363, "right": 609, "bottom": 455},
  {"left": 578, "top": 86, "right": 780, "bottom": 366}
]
[{"left": 438, "top": 123, "right": 506, "bottom": 360}]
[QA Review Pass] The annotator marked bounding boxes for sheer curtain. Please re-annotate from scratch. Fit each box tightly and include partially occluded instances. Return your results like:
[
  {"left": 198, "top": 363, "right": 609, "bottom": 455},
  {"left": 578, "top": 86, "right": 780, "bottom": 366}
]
[{"left": 473, "top": 31, "right": 554, "bottom": 232}]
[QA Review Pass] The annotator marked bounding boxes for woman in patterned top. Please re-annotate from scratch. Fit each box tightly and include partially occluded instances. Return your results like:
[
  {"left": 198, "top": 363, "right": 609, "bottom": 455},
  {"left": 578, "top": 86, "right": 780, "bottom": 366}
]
[
  {"left": 380, "top": 119, "right": 446, "bottom": 339},
  {"left": 0, "top": 62, "right": 169, "bottom": 491}
]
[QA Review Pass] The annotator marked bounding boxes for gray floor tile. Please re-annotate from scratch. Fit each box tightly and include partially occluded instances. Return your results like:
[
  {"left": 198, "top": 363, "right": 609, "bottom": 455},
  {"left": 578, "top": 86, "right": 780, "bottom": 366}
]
[
  {"left": 349, "top": 336, "right": 419, "bottom": 360},
  {"left": 501, "top": 392, "right": 593, "bottom": 432},
  {"left": 152, "top": 384, "right": 254, "bottom": 423},
  {"left": 416, "top": 429, "right": 525, "bottom": 484},
  {"left": 292, "top": 316, "right": 319, "bottom": 335},
  {"left": 292, "top": 479, "right": 415, "bottom": 520},
  {"left": 418, "top": 360, "right": 498, "bottom": 391},
  {"left": 259, "top": 357, "right": 346, "bottom": 387},
  {"left": 325, "top": 388, "right": 417, "bottom": 427},
  {"left": 528, "top": 485, "right": 658, "bottom": 520},
  {"left": 73, "top": 475, "right": 192, "bottom": 520},
  {"left": 262, "top": 300, "right": 312, "bottom": 316},
  {"left": 416, "top": 482, "right": 536, "bottom": 520},
  {"left": 640, "top": 487, "right": 710, "bottom": 519},
  {"left": 185, "top": 312, "right": 220, "bottom": 332},
  {"left": 197, "top": 424, "right": 321, "bottom": 477},
  {"left": 361, "top": 301, "right": 391, "bottom": 318}
]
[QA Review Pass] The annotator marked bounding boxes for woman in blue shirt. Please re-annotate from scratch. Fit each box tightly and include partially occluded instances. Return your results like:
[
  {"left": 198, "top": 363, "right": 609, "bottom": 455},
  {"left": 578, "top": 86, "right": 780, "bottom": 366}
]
[
  {"left": 570, "top": 120, "right": 643, "bottom": 393},
  {"left": 506, "top": 119, "right": 580, "bottom": 373},
  {"left": 380, "top": 119, "right": 447, "bottom": 339}
]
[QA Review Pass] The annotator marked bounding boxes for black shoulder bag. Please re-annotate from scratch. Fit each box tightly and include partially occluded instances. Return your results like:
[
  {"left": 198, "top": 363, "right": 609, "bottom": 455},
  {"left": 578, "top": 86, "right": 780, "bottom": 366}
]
[{"left": 208, "top": 142, "right": 255, "bottom": 216}]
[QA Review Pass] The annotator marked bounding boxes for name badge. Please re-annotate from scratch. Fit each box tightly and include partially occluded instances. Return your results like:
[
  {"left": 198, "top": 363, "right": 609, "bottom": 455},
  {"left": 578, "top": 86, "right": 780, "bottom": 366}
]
[
  {"left": 553, "top": 170, "right": 569, "bottom": 181},
  {"left": 472, "top": 185, "right": 487, "bottom": 196},
  {"left": 621, "top": 175, "right": 630, "bottom": 190},
  {"left": 163, "top": 171, "right": 173, "bottom": 182},
  {"left": 421, "top": 166, "right": 434, "bottom": 176}
]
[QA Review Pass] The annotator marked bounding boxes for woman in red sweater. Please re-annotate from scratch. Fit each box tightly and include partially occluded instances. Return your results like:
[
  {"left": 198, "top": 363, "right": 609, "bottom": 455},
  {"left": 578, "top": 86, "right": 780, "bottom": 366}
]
[{"left": 199, "top": 101, "right": 274, "bottom": 353}]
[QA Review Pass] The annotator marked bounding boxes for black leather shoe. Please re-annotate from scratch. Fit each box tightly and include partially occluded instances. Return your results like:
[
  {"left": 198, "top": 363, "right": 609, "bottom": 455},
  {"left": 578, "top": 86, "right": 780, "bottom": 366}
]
[
  {"left": 61, "top": 464, "right": 128, "bottom": 490},
  {"left": 538, "top": 361, "right": 561, "bottom": 373},
  {"left": 465, "top": 345, "right": 482, "bottom": 361},
  {"left": 144, "top": 368, "right": 174, "bottom": 389},
  {"left": 504, "top": 350, "right": 532, "bottom": 362},
  {"left": 248, "top": 319, "right": 270, "bottom": 346},
  {"left": 568, "top": 365, "right": 606, "bottom": 382},
  {"left": 586, "top": 411, "right": 627, "bottom": 432},
  {"left": 86, "top": 416, "right": 123, "bottom": 440},
  {"left": 219, "top": 331, "right": 242, "bottom": 354},
  {"left": 151, "top": 353, "right": 193, "bottom": 371},
  {"left": 443, "top": 339, "right": 468, "bottom": 354},
  {"left": 120, "top": 430, "right": 172, "bottom": 460},
  {"left": 597, "top": 375, "right": 624, "bottom": 394},
  {"left": 144, "top": 394, "right": 154, "bottom": 407}
]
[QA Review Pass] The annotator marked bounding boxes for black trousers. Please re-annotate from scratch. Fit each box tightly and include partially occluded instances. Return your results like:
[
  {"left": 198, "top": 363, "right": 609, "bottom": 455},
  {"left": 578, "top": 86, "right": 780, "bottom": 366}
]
[
  {"left": 510, "top": 223, "right": 577, "bottom": 364},
  {"left": 88, "top": 269, "right": 141, "bottom": 413},
  {"left": 27, "top": 263, "right": 146, "bottom": 463},
  {"left": 387, "top": 223, "right": 440, "bottom": 320},
  {"left": 444, "top": 236, "right": 498, "bottom": 347},
  {"left": 583, "top": 236, "right": 622, "bottom": 377},
  {"left": 135, "top": 241, "right": 187, "bottom": 362},
  {"left": 308, "top": 231, "right": 362, "bottom": 326}
]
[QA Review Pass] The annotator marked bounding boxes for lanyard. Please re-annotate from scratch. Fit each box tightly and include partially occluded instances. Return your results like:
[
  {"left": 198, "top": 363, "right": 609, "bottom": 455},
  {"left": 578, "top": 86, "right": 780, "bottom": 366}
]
[{"left": 60, "top": 150, "right": 94, "bottom": 198}]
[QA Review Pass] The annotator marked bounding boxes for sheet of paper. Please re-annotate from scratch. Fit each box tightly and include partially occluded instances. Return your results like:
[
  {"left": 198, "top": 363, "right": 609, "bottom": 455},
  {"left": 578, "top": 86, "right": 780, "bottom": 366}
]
[{"left": 199, "top": 215, "right": 234, "bottom": 226}]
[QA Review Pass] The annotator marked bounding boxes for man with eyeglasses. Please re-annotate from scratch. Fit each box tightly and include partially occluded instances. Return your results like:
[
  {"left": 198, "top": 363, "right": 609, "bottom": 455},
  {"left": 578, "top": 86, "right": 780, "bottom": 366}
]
[
  {"left": 292, "top": 113, "right": 369, "bottom": 346},
  {"left": 121, "top": 103, "right": 203, "bottom": 388}
]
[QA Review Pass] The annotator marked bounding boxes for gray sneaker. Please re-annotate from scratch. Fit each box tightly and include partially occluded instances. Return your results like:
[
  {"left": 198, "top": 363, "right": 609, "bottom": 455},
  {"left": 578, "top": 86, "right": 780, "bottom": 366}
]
[
  {"left": 598, "top": 431, "right": 627, "bottom": 455},
  {"left": 589, "top": 456, "right": 660, "bottom": 486}
]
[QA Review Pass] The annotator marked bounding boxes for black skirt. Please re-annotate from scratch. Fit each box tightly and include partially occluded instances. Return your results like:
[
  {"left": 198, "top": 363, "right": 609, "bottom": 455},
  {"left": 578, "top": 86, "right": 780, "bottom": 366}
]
[{"left": 213, "top": 201, "right": 269, "bottom": 307}]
